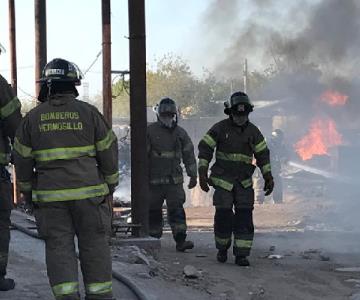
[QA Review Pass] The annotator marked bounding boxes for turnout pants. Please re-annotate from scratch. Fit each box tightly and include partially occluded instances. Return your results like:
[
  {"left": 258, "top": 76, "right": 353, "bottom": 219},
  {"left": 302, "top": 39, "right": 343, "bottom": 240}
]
[
  {"left": 148, "top": 183, "right": 188, "bottom": 243},
  {"left": 34, "top": 197, "right": 113, "bottom": 300},
  {"left": 0, "top": 168, "right": 13, "bottom": 279},
  {"left": 213, "top": 181, "right": 254, "bottom": 257},
  {"left": 272, "top": 173, "right": 283, "bottom": 203},
  {"left": 0, "top": 210, "right": 11, "bottom": 279}
]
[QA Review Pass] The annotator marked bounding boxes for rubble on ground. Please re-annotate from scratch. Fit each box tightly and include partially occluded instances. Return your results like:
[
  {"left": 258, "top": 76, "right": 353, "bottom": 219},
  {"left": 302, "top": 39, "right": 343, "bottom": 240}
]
[
  {"left": 111, "top": 245, "right": 163, "bottom": 280},
  {"left": 345, "top": 279, "right": 360, "bottom": 284},
  {"left": 350, "top": 293, "right": 360, "bottom": 300},
  {"left": 183, "top": 265, "right": 200, "bottom": 279},
  {"left": 336, "top": 267, "right": 360, "bottom": 272},
  {"left": 299, "top": 249, "right": 331, "bottom": 261},
  {"left": 267, "top": 254, "right": 283, "bottom": 259}
]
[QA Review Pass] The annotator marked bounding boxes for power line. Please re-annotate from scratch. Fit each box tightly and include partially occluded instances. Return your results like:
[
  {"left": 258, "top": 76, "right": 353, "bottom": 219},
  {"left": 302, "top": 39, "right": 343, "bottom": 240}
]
[
  {"left": 18, "top": 86, "right": 37, "bottom": 101},
  {"left": 83, "top": 50, "right": 102, "bottom": 76}
]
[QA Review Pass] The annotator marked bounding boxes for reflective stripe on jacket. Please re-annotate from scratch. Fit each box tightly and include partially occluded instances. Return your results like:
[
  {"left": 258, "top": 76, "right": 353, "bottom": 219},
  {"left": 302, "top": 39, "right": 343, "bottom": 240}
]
[
  {"left": 13, "top": 94, "right": 118, "bottom": 202},
  {"left": 198, "top": 118, "right": 271, "bottom": 191},
  {"left": 0, "top": 75, "right": 22, "bottom": 166},
  {"left": 147, "top": 122, "right": 197, "bottom": 185}
]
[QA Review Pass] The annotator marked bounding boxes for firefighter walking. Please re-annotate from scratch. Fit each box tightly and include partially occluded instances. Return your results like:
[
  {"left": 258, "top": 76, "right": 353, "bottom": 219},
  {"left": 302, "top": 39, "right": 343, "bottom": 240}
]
[
  {"left": 0, "top": 44, "right": 22, "bottom": 291},
  {"left": 13, "top": 58, "right": 118, "bottom": 300},
  {"left": 147, "top": 98, "right": 197, "bottom": 252},
  {"left": 198, "top": 91, "right": 274, "bottom": 266}
]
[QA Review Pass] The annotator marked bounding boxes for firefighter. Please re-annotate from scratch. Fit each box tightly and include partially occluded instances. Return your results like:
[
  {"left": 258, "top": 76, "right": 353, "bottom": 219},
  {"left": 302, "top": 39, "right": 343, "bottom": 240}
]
[
  {"left": 13, "top": 58, "right": 118, "bottom": 300},
  {"left": 147, "top": 98, "right": 197, "bottom": 252},
  {"left": 268, "top": 129, "right": 288, "bottom": 203},
  {"left": 198, "top": 91, "right": 274, "bottom": 266},
  {"left": 0, "top": 44, "right": 22, "bottom": 291}
]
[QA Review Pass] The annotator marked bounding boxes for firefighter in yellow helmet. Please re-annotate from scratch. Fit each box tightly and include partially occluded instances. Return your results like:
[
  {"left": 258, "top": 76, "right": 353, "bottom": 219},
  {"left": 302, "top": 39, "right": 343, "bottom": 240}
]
[
  {"left": 0, "top": 43, "right": 22, "bottom": 291},
  {"left": 13, "top": 58, "right": 118, "bottom": 300},
  {"left": 198, "top": 91, "right": 274, "bottom": 266}
]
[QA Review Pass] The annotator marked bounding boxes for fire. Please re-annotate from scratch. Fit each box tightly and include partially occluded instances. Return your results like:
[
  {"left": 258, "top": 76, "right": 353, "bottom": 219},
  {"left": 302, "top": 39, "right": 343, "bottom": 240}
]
[
  {"left": 320, "top": 90, "right": 348, "bottom": 106},
  {"left": 295, "top": 118, "right": 342, "bottom": 160}
]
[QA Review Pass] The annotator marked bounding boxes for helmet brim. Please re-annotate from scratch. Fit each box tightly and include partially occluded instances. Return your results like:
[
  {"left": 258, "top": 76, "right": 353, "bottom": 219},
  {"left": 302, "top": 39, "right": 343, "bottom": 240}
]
[{"left": 37, "top": 77, "right": 81, "bottom": 86}]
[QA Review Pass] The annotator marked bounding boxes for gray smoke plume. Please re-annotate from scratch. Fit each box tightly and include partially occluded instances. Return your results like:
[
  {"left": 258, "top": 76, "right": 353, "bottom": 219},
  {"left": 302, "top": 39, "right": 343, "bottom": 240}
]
[
  {"left": 187, "top": 0, "right": 360, "bottom": 142},
  {"left": 191, "top": 0, "right": 360, "bottom": 232},
  {"left": 198, "top": 0, "right": 360, "bottom": 81},
  {"left": 193, "top": 0, "right": 360, "bottom": 125}
]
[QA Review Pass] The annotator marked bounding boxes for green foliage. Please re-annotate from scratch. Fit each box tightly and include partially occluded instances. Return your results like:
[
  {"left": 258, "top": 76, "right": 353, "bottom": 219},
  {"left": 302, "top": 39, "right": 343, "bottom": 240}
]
[
  {"left": 20, "top": 99, "right": 38, "bottom": 115},
  {"left": 110, "top": 53, "right": 275, "bottom": 118},
  {"left": 147, "top": 54, "right": 197, "bottom": 110},
  {"left": 112, "top": 79, "right": 130, "bottom": 117}
]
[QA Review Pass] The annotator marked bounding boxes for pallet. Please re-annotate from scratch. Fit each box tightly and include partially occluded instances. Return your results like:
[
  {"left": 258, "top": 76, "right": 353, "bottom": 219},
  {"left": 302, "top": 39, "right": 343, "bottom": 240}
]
[{"left": 112, "top": 220, "right": 141, "bottom": 234}]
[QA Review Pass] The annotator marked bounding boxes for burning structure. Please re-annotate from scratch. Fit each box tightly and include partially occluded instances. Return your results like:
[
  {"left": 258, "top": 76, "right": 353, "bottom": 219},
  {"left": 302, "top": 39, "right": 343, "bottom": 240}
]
[
  {"left": 115, "top": 0, "right": 360, "bottom": 207},
  {"left": 190, "top": 0, "right": 360, "bottom": 190},
  {"left": 294, "top": 90, "right": 347, "bottom": 167}
]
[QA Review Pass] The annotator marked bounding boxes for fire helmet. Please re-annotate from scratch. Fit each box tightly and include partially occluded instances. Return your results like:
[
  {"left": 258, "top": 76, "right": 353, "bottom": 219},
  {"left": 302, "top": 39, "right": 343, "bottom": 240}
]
[
  {"left": 154, "top": 98, "right": 178, "bottom": 128},
  {"left": 272, "top": 129, "right": 284, "bottom": 141},
  {"left": 39, "top": 58, "right": 83, "bottom": 86},
  {"left": 224, "top": 91, "right": 253, "bottom": 115},
  {"left": 156, "top": 98, "right": 177, "bottom": 116}
]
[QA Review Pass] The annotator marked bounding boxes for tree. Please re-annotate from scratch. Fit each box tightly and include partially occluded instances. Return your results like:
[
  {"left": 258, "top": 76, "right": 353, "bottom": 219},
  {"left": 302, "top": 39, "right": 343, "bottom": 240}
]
[
  {"left": 112, "top": 78, "right": 130, "bottom": 117},
  {"left": 109, "top": 53, "right": 274, "bottom": 118},
  {"left": 147, "top": 54, "right": 198, "bottom": 110},
  {"left": 19, "top": 99, "right": 37, "bottom": 114}
]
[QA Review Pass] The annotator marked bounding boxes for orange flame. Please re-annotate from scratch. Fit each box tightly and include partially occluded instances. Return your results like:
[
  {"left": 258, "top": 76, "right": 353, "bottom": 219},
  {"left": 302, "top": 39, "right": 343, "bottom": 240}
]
[
  {"left": 320, "top": 90, "right": 348, "bottom": 106},
  {"left": 295, "top": 118, "right": 342, "bottom": 160}
]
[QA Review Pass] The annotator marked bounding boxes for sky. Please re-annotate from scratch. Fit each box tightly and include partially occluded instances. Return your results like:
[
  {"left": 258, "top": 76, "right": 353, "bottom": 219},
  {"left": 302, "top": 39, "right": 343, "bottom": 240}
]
[
  {"left": 0, "top": 0, "right": 208, "bottom": 102},
  {"left": 0, "top": 0, "right": 337, "bottom": 107}
]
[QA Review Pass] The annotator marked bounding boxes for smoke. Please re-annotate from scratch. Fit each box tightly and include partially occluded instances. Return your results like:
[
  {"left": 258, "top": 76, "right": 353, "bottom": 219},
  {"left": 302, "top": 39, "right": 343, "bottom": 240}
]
[
  {"left": 196, "top": 0, "right": 360, "bottom": 81},
  {"left": 302, "top": 0, "right": 360, "bottom": 65},
  {"left": 204, "top": 1, "right": 360, "bottom": 126},
  {"left": 185, "top": 0, "right": 360, "bottom": 231}
]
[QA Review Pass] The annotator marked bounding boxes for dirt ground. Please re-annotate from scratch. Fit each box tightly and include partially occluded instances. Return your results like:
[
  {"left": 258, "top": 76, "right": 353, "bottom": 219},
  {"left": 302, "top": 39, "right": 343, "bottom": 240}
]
[
  {"left": 152, "top": 182, "right": 360, "bottom": 300},
  {"left": 157, "top": 232, "right": 360, "bottom": 300},
  {"left": 185, "top": 195, "right": 335, "bottom": 232},
  {"left": 7, "top": 176, "right": 360, "bottom": 299}
]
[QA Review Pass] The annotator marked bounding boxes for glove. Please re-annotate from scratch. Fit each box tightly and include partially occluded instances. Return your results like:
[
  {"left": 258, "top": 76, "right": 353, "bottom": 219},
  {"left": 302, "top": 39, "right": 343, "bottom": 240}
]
[
  {"left": 107, "top": 183, "right": 116, "bottom": 194},
  {"left": 198, "top": 167, "right": 210, "bottom": 192},
  {"left": 20, "top": 192, "right": 33, "bottom": 214},
  {"left": 263, "top": 173, "right": 274, "bottom": 196},
  {"left": 188, "top": 176, "right": 197, "bottom": 189},
  {"left": 20, "top": 191, "right": 32, "bottom": 205}
]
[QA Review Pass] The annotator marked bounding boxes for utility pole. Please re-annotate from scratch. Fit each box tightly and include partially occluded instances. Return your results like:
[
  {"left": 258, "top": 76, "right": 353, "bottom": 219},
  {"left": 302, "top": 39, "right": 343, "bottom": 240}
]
[
  {"left": 9, "top": 0, "right": 18, "bottom": 206},
  {"left": 35, "top": 0, "right": 47, "bottom": 98},
  {"left": 102, "top": 0, "right": 112, "bottom": 125},
  {"left": 243, "top": 58, "right": 248, "bottom": 93},
  {"left": 8, "top": 0, "right": 17, "bottom": 93},
  {"left": 128, "top": 0, "right": 149, "bottom": 236}
]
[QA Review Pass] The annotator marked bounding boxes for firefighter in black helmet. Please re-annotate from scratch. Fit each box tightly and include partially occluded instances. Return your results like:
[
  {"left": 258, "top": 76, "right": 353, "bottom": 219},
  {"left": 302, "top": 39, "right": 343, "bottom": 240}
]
[
  {"left": 14, "top": 58, "right": 118, "bottom": 300},
  {"left": 147, "top": 98, "right": 197, "bottom": 252},
  {"left": 0, "top": 43, "right": 22, "bottom": 291},
  {"left": 198, "top": 91, "right": 274, "bottom": 266}
]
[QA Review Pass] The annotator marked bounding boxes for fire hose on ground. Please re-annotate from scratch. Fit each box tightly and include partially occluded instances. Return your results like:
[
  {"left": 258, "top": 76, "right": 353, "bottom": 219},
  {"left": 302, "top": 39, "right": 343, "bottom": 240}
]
[{"left": 11, "top": 210, "right": 149, "bottom": 300}]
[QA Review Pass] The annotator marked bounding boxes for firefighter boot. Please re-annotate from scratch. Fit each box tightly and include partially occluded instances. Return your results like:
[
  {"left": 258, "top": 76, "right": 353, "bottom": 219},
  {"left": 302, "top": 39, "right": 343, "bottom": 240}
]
[
  {"left": 61, "top": 296, "right": 80, "bottom": 300},
  {"left": 235, "top": 256, "right": 250, "bottom": 266},
  {"left": 217, "top": 250, "right": 228, "bottom": 263},
  {"left": 176, "top": 240, "right": 194, "bottom": 252},
  {"left": 85, "top": 297, "right": 115, "bottom": 300},
  {"left": 0, "top": 277, "right": 15, "bottom": 291}
]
